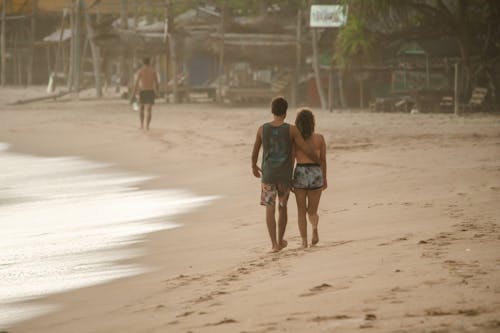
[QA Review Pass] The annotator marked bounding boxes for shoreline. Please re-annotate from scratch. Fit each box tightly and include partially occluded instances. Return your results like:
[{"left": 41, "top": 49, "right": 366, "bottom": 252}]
[
  {"left": 0, "top": 140, "right": 218, "bottom": 328},
  {"left": 1, "top": 89, "right": 500, "bottom": 332}
]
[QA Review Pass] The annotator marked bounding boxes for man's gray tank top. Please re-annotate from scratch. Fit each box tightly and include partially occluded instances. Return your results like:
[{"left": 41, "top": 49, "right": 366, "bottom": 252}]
[{"left": 261, "top": 122, "right": 293, "bottom": 184}]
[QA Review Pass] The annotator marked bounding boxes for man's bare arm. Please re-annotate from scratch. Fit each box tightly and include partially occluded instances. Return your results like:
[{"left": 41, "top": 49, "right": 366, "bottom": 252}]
[
  {"left": 291, "top": 126, "right": 320, "bottom": 163},
  {"left": 319, "top": 134, "right": 327, "bottom": 190},
  {"left": 131, "top": 71, "right": 141, "bottom": 102},
  {"left": 251, "top": 127, "right": 263, "bottom": 178},
  {"left": 154, "top": 71, "right": 159, "bottom": 95}
]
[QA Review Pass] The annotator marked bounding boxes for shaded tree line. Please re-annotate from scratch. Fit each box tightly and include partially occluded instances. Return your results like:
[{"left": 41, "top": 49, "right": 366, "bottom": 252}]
[{"left": 335, "top": 0, "right": 500, "bottom": 106}]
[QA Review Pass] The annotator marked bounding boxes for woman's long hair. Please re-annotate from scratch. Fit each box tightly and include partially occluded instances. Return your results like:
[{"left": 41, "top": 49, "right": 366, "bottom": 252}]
[{"left": 295, "top": 108, "right": 315, "bottom": 140}]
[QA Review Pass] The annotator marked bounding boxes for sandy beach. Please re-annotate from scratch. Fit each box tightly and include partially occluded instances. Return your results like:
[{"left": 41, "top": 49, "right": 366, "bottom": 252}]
[{"left": 1, "top": 87, "right": 500, "bottom": 333}]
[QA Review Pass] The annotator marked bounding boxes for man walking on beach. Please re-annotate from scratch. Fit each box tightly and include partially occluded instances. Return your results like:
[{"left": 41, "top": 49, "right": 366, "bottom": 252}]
[
  {"left": 251, "top": 97, "right": 320, "bottom": 252},
  {"left": 132, "top": 58, "right": 159, "bottom": 130}
]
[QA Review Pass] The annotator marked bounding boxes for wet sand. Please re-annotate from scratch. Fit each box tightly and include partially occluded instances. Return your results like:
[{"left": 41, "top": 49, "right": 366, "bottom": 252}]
[{"left": 1, "top": 87, "right": 500, "bottom": 332}]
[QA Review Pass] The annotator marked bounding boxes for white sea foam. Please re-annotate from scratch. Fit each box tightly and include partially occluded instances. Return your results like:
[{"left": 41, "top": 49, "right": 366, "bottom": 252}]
[{"left": 0, "top": 143, "right": 214, "bottom": 328}]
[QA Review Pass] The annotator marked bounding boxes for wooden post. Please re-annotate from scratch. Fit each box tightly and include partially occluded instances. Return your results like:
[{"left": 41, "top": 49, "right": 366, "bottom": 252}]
[
  {"left": 62, "top": 37, "right": 68, "bottom": 79},
  {"left": 328, "top": 68, "right": 333, "bottom": 112},
  {"left": 291, "top": 9, "right": 301, "bottom": 108},
  {"left": 73, "top": 0, "right": 83, "bottom": 97},
  {"left": 311, "top": 27, "right": 326, "bottom": 109},
  {"left": 133, "top": 0, "right": 137, "bottom": 77},
  {"left": 403, "top": 65, "right": 407, "bottom": 89},
  {"left": 354, "top": 72, "right": 368, "bottom": 109},
  {"left": 163, "top": 0, "right": 168, "bottom": 101},
  {"left": 119, "top": 0, "right": 127, "bottom": 89},
  {"left": 27, "top": 0, "right": 37, "bottom": 85},
  {"left": 68, "top": 4, "right": 74, "bottom": 90},
  {"left": 45, "top": 44, "right": 51, "bottom": 76},
  {"left": 454, "top": 62, "right": 459, "bottom": 115},
  {"left": 15, "top": 30, "right": 21, "bottom": 85},
  {"left": 425, "top": 54, "right": 430, "bottom": 88},
  {"left": 79, "top": 36, "right": 88, "bottom": 85},
  {"left": 120, "top": 1, "right": 128, "bottom": 31},
  {"left": 1, "top": 0, "right": 7, "bottom": 86},
  {"left": 217, "top": 1, "right": 225, "bottom": 102},
  {"left": 145, "top": 0, "right": 152, "bottom": 24},
  {"left": 133, "top": 0, "right": 137, "bottom": 32},
  {"left": 85, "top": 6, "right": 102, "bottom": 97},
  {"left": 359, "top": 79, "right": 364, "bottom": 109},
  {"left": 96, "top": 0, "right": 101, "bottom": 23},
  {"left": 338, "top": 69, "right": 346, "bottom": 108},
  {"left": 167, "top": 0, "right": 178, "bottom": 103},
  {"left": 13, "top": 30, "right": 17, "bottom": 84},
  {"left": 83, "top": 2, "right": 102, "bottom": 97},
  {"left": 53, "top": 8, "right": 67, "bottom": 90}
]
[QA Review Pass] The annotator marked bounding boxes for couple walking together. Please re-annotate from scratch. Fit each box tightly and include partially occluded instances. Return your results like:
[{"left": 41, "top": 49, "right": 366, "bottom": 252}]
[{"left": 252, "top": 96, "right": 327, "bottom": 252}]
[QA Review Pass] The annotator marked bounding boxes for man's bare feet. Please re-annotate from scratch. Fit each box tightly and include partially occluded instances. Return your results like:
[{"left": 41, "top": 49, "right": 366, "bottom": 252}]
[{"left": 311, "top": 228, "right": 319, "bottom": 245}]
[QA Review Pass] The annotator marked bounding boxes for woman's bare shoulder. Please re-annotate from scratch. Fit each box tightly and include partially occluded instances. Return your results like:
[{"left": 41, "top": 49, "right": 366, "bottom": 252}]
[{"left": 312, "top": 133, "right": 325, "bottom": 142}]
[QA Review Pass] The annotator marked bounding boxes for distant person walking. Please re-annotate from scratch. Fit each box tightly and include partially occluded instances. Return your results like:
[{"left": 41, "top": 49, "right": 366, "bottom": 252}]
[
  {"left": 251, "top": 97, "right": 319, "bottom": 252},
  {"left": 132, "top": 58, "right": 159, "bottom": 130},
  {"left": 293, "top": 109, "right": 327, "bottom": 248}
]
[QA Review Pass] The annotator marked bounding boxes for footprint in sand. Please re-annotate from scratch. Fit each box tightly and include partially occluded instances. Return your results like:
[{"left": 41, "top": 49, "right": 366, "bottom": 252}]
[
  {"left": 175, "top": 311, "right": 194, "bottom": 318},
  {"left": 365, "top": 314, "right": 377, "bottom": 321},
  {"left": 193, "top": 288, "right": 231, "bottom": 305},
  {"left": 422, "top": 279, "right": 447, "bottom": 286},
  {"left": 357, "top": 313, "right": 377, "bottom": 328},
  {"left": 311, "top": 283, "right": 331, "bottom": 291},
  {"left": 378, "top": 235, "right": 411, "bottom": 246},
  {"left": 195, "top": 295, "right": 214, "bottom": 303},
  {"left": 425, "top": 308, "right": 483, "bottom": 317},
  {"left": 300, "top": 283, "right": 331, "bottom": 297},
  {"left": 164, "top": 274, "right": 205, "bottom": 289},
  {"left": 476, "top": 320, "right": 500, "bottom": 330},
  {"left": 390, "top": 286, "right": 410, "bottom": 293},
  {"left": 204, "top": 318, "right": 238, "bottom": 326},
  {"left": 310, "top": 315, "right": 351, "bottom": 322},
  {"left": 300, "top": 283, "right": 351, "bottom": 297}
]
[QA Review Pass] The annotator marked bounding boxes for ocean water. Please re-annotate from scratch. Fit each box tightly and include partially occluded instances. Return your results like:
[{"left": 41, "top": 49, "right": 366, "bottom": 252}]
[{"left": 0, "top": 143, "right": 214, "bottom": 328}]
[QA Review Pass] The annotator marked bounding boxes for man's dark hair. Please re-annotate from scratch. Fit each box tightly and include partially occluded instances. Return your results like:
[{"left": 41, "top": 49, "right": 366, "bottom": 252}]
[
  {"left": 271, "top": 96, "right": 288, "bottom": 116},
  {"left": 143, "top": 57, "right": 151, "bottom": 65},
  {"left": 295, "top": 108, "right": 315, "bottom": 140}
]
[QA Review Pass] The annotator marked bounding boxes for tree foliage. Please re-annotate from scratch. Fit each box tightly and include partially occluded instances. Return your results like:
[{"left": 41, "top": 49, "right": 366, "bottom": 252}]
[
  {"left": 334, "top": 14, "right": 372, "bottom": 68},
  {"left": 336, "top": 0, "right": 500, "bottom": 90}
]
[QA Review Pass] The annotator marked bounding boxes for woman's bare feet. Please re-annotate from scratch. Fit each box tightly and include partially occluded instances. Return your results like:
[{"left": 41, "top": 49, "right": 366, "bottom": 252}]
[
  {"left": 301, "top": 237, "right": 308, "bottom": 249},
  {"left": 270, "top": 239, "right": 288, "bottom": 253},
  {"left": 311, "top": 228, "right": 319, "bottom": 246}
]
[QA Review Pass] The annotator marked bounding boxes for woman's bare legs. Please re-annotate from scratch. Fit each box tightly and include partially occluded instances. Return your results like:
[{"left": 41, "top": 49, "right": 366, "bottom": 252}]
[
  {"left": 294, "top": 189, "right": 308, "bottom": 248},
  {"left": 306, "top": 189, "right": 322, "bottom": 245}
]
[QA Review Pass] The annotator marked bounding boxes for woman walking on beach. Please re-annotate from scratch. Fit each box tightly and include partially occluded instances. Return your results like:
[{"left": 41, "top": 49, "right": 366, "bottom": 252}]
[
  {"left": 252, "top": 97, "right": 320, "bottom": 252},
  {"left": 293, "top": 109, "right": 327, "bottom": 248}
]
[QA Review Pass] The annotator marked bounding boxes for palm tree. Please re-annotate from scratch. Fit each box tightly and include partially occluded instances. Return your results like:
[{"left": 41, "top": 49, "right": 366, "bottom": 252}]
[{"left": 334, "top": 13, "right": 373, "bottom": 108}]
